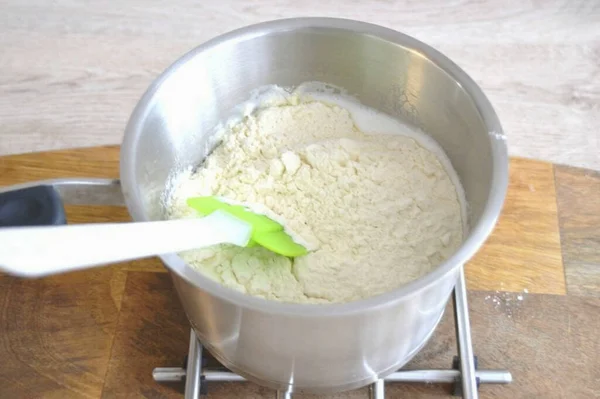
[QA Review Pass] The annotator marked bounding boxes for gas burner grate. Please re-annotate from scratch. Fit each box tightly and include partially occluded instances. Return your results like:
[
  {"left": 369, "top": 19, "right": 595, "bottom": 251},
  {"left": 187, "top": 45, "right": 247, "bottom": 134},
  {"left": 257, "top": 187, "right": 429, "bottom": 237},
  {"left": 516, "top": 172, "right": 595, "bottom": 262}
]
[{"left": 153, "top": 268, "right": 511, "bottom": 398}]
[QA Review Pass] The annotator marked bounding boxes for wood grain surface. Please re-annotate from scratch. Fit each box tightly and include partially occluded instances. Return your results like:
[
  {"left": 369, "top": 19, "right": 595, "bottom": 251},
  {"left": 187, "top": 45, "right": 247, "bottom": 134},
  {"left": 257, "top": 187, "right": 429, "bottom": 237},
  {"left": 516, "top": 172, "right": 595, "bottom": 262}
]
[
  {"left": 555, "top": 165, "right": 600, "bottom": 297},
  {"left": 0, "top": 1, "right": 599, "bottom": 171},
  {"left": 0, "top": 268, "right": 124, "bottom": 399},
  {"left": 1, "top": 146, "right": 600, "bottom": 398},
  {"left": 95, "top": 273, "right": 600, "bottom": 399},
  {"left": 101, "top": 272, "right": 189, "bottom": 399},
  {"left": 466, "top": 158, "right": 565, "bottom": 295},
  {"left": 0, "top": 145, "right": 121, "bottom": 185}
]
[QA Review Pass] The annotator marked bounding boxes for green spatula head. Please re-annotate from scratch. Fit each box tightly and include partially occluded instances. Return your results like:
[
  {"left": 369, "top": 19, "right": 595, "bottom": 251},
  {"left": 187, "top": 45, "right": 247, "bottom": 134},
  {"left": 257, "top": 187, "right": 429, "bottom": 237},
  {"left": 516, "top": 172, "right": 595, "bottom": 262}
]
[{"left": 186, "top": 196, "right": 308, "bottom": 257}]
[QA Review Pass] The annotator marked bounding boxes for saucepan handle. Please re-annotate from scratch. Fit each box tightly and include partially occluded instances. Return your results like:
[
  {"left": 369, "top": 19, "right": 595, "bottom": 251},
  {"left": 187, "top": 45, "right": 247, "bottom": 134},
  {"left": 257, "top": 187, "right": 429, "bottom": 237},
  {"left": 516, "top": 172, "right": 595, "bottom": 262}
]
[{"left": 0, "top": 178, "right": 125, "bottom": 227}]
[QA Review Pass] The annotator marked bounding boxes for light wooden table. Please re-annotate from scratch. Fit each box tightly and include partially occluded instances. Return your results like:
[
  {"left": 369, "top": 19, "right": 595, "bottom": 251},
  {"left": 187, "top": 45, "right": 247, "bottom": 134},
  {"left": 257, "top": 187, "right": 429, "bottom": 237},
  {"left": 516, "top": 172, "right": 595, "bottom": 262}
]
[{"left": 0, "top": 0, "right": 599, "bottom": 170}]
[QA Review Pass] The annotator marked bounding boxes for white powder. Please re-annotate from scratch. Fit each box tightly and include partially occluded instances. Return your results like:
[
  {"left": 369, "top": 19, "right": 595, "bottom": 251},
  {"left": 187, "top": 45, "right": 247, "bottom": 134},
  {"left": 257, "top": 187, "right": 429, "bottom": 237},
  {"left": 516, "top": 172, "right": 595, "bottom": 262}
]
[
  {"left": 166, "top": 88, "right": 465, "bottom": 304},
  {"left": 485, "top": 289, "right": 529, "bottom": 318}
]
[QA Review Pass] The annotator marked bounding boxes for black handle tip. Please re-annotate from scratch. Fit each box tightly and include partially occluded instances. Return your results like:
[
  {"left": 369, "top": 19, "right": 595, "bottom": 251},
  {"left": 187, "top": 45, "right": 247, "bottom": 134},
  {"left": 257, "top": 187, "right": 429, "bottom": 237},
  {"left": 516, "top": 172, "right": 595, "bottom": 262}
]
[{"left": 0, "top": 185, "right": 67, "bottom": 227}]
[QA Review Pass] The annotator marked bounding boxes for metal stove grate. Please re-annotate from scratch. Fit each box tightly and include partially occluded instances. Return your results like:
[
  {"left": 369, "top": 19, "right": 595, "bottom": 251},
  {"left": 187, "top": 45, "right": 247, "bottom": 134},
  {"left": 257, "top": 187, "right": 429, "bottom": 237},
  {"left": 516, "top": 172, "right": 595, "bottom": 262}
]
[{"left": 153, "top": 268, "right": 512, "bottom": 398}]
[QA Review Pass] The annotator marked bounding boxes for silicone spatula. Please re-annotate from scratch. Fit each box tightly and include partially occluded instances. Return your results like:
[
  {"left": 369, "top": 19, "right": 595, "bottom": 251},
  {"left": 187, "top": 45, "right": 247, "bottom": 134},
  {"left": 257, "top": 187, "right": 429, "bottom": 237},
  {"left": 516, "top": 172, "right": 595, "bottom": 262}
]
[
  {"left": 186, "top": 196, "right": 308, "bottom": 257},
  {"left": 0, "top": 200, "right": 307, "bottom": 278}
]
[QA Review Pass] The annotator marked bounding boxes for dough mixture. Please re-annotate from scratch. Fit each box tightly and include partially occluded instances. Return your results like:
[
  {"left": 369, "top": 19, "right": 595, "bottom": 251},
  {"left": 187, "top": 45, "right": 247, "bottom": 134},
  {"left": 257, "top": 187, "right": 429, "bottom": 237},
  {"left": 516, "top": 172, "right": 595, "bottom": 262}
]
[{"left": 167, "top": 89, "right": 464, "bottom": 304}]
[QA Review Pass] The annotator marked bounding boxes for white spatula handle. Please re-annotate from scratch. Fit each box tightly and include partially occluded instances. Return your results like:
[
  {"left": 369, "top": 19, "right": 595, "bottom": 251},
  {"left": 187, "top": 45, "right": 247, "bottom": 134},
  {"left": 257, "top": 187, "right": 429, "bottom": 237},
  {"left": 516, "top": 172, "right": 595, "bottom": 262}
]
[{"left": 0, "top": 211, "right": 252, "bottom": 278}]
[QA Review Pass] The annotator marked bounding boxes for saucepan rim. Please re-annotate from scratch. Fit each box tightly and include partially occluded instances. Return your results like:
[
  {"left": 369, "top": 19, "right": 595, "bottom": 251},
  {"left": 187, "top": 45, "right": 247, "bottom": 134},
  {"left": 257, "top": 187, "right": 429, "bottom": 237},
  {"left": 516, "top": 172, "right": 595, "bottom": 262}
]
[{"left": 120, "top": 17, "right": 508, "bottom": 317}]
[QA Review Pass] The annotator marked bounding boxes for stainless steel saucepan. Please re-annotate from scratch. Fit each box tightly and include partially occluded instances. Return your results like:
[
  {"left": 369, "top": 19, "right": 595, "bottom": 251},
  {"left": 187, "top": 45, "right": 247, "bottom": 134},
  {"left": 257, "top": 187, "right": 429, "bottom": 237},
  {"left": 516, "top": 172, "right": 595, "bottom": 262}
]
[{"left": 0, "top": 18, "right": 508, "bottom": 394}]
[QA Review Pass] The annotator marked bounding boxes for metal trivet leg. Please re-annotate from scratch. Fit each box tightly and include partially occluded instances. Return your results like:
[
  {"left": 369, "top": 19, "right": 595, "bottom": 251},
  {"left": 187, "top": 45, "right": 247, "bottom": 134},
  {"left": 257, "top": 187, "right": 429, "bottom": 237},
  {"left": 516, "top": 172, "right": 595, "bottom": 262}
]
[
  {"left": 453, "top": 266, "right": 479, "bottom": 398},
  {"left": 153, "top": 268, "right": 511, "bottom": 398},
  {"left": 370, "top": 379, "right": 384, "bottom": 399}
]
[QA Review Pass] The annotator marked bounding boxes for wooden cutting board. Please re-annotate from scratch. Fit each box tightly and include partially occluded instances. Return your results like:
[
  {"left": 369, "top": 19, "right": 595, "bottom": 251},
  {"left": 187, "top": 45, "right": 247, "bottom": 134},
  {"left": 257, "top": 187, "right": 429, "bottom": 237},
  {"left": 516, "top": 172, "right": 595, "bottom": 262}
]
[{"left": 0, "top": 146, "right": 598, "bottom": 399}]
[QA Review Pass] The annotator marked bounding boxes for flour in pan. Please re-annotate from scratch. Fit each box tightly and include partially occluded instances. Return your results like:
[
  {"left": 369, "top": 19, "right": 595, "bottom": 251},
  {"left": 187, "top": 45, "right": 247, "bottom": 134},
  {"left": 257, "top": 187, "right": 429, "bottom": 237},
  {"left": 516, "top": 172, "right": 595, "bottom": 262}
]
[{"left": 167, "top": 86, "right": 465, "bottom": 304}]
